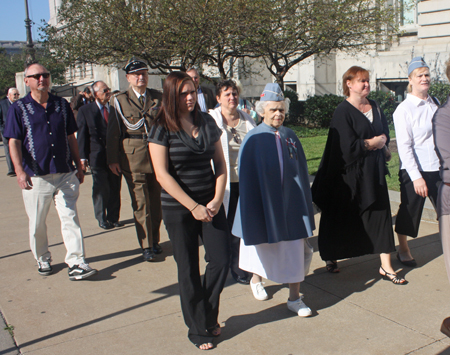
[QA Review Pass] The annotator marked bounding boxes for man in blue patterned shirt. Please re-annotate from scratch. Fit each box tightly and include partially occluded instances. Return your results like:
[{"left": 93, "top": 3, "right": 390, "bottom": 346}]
[{"left": 4, "top": 63, "right": 98, "bottom": 280}]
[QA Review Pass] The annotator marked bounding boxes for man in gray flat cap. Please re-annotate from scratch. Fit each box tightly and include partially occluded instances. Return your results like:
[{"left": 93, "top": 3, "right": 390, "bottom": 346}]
[{"left": 106, "top": 59, "right": 163, "bottom": 262}]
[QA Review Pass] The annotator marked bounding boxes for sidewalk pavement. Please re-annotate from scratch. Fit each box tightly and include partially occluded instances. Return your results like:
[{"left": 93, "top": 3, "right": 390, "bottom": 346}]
[{"left": 1, "top": 143, "right": 450, "bottom": 355}]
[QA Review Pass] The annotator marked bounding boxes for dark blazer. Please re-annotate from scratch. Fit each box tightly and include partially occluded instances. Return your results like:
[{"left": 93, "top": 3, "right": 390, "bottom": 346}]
[
  {"left": 77, "top": 102, "right": 109, "bottom": 169},
  {"left": 70, "top": 93, "right": 92, "bottom": 120},
  {"left": 0, "top": 98, "right": 11, "bottom": 133},
  {"left": 199, "top": 86, "right": 217, "bottom": 111}
]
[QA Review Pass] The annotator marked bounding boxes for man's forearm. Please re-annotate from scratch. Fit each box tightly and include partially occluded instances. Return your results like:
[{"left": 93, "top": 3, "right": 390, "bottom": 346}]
[
  {"left": 9, "top": 138, "right": 24, "bottom": 173},
  {"left": 68, "top": 134, "right": 83, "bottom": 169}
]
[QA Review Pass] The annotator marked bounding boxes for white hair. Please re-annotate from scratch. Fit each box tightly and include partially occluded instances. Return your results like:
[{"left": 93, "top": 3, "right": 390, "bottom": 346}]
[
  {"left": 255, "top": 98, "right": 290, "bottom": 116},
  {"left": 7, "top": 87, "right": 18, "bottom": 95}
]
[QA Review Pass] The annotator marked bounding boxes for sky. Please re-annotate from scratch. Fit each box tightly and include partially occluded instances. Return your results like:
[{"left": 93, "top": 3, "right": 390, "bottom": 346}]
[{"left": 0, "top": 0, "right": 50, "bottom": 42}]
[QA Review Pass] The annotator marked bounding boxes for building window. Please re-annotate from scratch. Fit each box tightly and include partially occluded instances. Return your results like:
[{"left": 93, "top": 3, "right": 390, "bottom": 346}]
[
  {"left": 400, "top": 0, "right": 418, "bottom": 27},
  {"left": 285, "top": 83, "right": 297, "bottom": 92}
]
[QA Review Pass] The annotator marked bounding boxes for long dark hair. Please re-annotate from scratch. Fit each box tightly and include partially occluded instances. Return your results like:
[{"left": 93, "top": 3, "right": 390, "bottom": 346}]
[{"left": 155, "top": 71, "right": 200, "bottom": 132}]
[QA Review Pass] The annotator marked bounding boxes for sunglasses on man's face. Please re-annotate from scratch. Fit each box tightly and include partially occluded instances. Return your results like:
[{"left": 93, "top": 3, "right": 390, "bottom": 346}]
[
  {"left": 101, "top": 88, "right": 111, "bottom": 93},
  {"left": 26, "top": 73, "right": 50, "bottom": 80}
]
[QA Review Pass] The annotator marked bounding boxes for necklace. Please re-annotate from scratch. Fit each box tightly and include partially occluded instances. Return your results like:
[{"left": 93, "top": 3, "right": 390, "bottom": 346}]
[{"left": 222, "top": 111, "right": 240, "bottom": 128}]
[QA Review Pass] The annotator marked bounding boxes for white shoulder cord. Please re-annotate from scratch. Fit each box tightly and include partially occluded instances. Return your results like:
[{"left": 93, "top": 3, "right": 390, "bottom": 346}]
[{"left": 114, "top": 96, "right": 146, "bottom": 131}]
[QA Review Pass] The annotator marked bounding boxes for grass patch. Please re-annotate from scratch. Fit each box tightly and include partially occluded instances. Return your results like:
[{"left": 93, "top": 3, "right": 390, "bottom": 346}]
[
  {"left": 386, "top": 152, "right": 400, "bottom": 192},
  {"left": 288, "top": 125, "right": 329, "bottom": 138},
  {"left": 4, "top": 324, "right": 14, "bottom": 337},
  {"left": 299, "top": 135, "right": 327, "bottom": 176}
]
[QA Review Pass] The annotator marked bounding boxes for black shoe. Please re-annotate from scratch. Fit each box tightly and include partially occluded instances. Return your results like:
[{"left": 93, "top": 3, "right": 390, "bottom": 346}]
[
  {"left": 7, "top": 171, "right": 16, "bottom": 177},
  {"left": 99, "top": 221, "right": 114, "bottom": 230},
  {"left": 37, "top": 260, "right": 53, "bottom": 276},
  {"left": 153, "top": 243, "right": 163, "bottom": 254},
  {"left": 68, "top": 263, "right": 98, "bottom": 280},
  {"left": 110, "top": 221, "right": 124, "bottom": 228},
  {"left": 396, "top": 252, "right": 417, "bottom": 267},
  {"left": 231, "top": 270, "right": 251, "bottom": 285},
  {"left": 143, "top": 248, "right": 156, "bottom": 261}
]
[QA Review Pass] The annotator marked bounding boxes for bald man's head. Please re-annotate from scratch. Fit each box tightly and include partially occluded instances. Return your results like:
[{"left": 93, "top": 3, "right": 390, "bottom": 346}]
[{"left": 24, "top": 63, "right": 50, "bottom": 93}]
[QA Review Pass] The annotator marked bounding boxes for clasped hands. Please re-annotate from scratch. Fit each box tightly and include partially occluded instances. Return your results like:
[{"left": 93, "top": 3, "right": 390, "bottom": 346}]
[
  {"left": 365, "top": 134, "right": 387, "bottom": 151},
  {"left": 191, "top": 199, "right": 221, "bottom": 222}
]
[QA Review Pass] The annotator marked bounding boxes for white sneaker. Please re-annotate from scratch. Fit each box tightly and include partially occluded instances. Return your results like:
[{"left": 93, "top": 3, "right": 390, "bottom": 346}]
[
  {"left": 287, "top": 297, "right": 312, "bottom": 317},
  {"left": 250, "top": 280, "right": 268, "bottom": 301}
]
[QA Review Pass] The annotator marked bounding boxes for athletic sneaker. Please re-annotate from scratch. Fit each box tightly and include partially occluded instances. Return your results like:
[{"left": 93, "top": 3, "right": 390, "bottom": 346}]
[
  {"left": 68, "top": 263, "right": 98, "bottom": 281},
  {"left": 250, "top": 280, "right": 269, "bottom": 301},
  {"left": 37, "top": 260, "right": 53, "bottom": 276},
  {"left": 287, "top": 296, "right": 312, "bottom": 317}
]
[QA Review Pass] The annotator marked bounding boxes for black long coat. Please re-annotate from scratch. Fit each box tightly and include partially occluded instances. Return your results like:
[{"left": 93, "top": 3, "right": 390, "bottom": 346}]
[{"left": 311, "top": 99, "right": 395, "bottom": 260}]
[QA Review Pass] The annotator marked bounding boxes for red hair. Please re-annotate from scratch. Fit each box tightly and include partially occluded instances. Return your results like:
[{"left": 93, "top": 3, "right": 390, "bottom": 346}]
[
  {"left": 342, "top": 66, "right": 370, "bottom": 97},
  {"left": 155, "top": 71, "right": 200, "bottom": 132}
]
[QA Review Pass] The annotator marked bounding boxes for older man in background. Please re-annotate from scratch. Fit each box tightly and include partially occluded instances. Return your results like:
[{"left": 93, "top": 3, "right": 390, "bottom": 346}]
[
  {"left": 186, "top": 67, "right": 217, "bottom": 112},
  {"left": 0, "top": 87, "right": 20, "bottom": 176},
  {"left": 77, "top": 81, "right": 122, "bottom": 230}
]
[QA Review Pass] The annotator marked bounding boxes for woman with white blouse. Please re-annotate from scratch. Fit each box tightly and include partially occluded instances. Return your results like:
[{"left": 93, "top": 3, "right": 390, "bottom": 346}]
[
  {"left": 209, "top": 80, "right": 256, "bottom": 285},
  {"left": 393, "top": 56, "right": 440, "bottom": 267}
]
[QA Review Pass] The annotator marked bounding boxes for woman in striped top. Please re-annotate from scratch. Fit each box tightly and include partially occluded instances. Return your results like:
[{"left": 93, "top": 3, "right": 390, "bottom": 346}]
[{"left": 148, "top": 71, "right": 229, "bottom": 351}]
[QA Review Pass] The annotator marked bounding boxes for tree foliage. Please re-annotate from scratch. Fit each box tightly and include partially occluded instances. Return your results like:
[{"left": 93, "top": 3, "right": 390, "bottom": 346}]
[
  {"left": 0, "top": 48, "right": 25, "bottom": 97},
  {"left": 0, "top": 47, "right": 66, "bottom": 98},
  {"left": 367, "top": 90, "right": 398, "bottom": 124},
  {"left": 429, "top": 82, "right": 450, "bottom": 105},
  {"left": 42, "top": 0, "right": 397, "bottom": 85},
  {"left": 244, "top": 0, "right": 397, "bottom": 86}
]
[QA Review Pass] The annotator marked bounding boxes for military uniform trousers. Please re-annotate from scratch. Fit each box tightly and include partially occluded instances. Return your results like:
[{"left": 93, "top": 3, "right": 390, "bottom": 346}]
[{"left": 121, "top": 166, "right": 162, "bottom": 249}]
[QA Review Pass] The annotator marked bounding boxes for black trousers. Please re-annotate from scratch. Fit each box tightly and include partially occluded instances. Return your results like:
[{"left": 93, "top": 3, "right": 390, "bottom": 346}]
[
  {"left": 91, "top": 167, "right": 122, "bottom": 224},
  {"left": 1, "top": 131, "right": 14, "bottom": 174},
  {"left": 395, "top": 169, "right": 440, "bottom": 238},
  {"left": 227, "top": 183, "right": 251, "bottom": 279},
  {"left": 164, "top": 207, "right": 230, "bottom": 345}
]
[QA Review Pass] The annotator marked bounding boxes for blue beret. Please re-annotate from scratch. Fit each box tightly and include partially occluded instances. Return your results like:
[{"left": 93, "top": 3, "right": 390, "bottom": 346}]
[
  {"left": 408, "top": 56, "right": 428, "bottom": 76},
  {"left": 260, "top": 83, "right": 284, "bottom": 101}
]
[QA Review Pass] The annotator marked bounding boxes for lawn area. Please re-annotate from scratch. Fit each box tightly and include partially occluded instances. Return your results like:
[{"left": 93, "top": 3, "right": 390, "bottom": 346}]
[{"left": 290, "top": 125, "right": 401, "bottom": 192}]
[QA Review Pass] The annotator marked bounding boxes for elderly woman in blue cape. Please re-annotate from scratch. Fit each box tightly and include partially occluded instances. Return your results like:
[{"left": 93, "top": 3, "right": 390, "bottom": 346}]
[{"left": 232, "top": 83, "right": 315, "bottom": 317}]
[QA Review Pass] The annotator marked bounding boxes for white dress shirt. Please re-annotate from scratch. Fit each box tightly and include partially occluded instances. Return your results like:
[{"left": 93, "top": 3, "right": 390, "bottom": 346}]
[
  {"left": 197, "top": 87, "right": 207, "bottom": 112},
  {"left": 96, "top": 100, "right": 110, "bottom": 120},
  {"left": 132, "top": 88, "right": 146, "bottom": 103},
  {"left": 393, "top": 93, "right": 439, "bottom": 181}
]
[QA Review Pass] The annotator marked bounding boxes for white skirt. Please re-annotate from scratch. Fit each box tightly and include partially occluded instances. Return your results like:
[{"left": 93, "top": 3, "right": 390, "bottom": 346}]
[{"left": 239, "top": 238, "right": 306, "bottom": 284}]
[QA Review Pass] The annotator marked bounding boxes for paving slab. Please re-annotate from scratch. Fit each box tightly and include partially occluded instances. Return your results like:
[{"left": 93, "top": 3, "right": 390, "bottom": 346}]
[{"left": 1, "top": 141, "right": 450, "bottom": 355}]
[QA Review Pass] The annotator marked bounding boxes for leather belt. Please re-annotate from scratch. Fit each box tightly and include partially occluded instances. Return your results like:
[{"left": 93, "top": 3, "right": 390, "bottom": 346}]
[
  {"left": 445, "top": 183, "right": 450, "bottom": 187},
  {"left": 123, "top": 133, "right": 147, "bottom": 139}
]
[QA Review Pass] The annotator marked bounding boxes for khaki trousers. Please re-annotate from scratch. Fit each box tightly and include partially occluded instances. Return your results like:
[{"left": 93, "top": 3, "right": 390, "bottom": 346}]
[
  {"left": 22, "top": 171, "right": 86, "bottom": 267},
  {"left": 122, "top": 169, "right": 162, "bottom": 249}
]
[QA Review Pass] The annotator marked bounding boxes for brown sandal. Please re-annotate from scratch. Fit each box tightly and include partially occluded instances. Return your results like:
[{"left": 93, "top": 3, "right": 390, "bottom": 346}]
[{"left": 379, "top": 266, "right": 408, "bottom": 285}]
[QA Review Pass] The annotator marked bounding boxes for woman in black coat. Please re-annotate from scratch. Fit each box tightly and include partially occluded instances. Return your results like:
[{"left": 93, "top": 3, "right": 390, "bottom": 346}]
[{"left": 312, "top": 66, "right": 406, "bottom": 285}]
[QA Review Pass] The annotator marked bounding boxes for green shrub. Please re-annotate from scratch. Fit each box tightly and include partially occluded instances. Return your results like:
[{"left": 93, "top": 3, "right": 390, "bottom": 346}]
[
  {"left": 429, "top": 82, "right": 450, "bottom": 105},
  {"left": 303, "top": 94, "right": 344, "bottom": 127},
  {"left": 367, "top": 91, "right": 398, "bottom": 124},
  {"left": 283, "top": 89, "right": 303, "bottom": 124}
]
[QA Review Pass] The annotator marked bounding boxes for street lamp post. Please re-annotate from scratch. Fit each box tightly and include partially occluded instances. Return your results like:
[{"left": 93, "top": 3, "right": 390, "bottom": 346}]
[{"left": 24, "top": 0, "right": 35, "bottom": 64}]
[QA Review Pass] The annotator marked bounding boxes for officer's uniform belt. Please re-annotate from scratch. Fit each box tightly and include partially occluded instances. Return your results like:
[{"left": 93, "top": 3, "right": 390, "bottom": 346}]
[{"left": 123, "top": 132, "right": 148, "bottom": 140}]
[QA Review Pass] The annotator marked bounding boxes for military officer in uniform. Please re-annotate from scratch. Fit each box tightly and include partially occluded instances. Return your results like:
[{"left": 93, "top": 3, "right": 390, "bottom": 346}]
[{"left": 106, "top": 59, "right": 162, "bottom": 261}]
